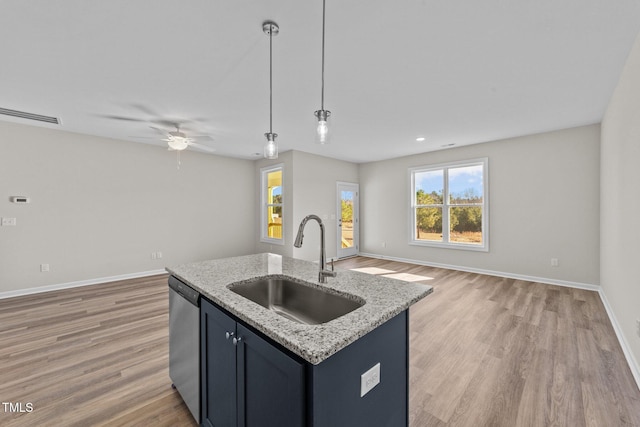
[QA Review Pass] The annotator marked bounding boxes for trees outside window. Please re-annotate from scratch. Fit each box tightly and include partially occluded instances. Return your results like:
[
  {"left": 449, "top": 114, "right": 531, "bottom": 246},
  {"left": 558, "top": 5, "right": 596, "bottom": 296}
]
[
  {"left": 410, "top": 159, "right": 488, "bottom": 251},
  {"left": 261, "top": 165, "right": 283, "bottom": 244}
]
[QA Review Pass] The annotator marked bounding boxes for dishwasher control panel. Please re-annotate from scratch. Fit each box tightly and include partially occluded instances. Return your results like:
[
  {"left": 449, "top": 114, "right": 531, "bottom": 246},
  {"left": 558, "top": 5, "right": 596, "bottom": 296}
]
[{"left": 168, "top": 276, "right": 200, "bottom": 306}]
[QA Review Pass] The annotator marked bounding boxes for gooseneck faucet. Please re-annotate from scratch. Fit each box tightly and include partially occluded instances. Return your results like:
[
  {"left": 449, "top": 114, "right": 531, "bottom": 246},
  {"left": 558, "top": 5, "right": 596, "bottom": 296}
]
[{"left": 294, "top": 214, "right": 337, "bottom": 283}]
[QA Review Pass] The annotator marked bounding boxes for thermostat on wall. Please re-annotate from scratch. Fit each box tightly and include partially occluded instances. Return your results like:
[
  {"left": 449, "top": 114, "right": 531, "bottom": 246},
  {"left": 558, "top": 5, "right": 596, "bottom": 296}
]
[{"left": 10, "top": 196, "right": 30, "bottom": 204}]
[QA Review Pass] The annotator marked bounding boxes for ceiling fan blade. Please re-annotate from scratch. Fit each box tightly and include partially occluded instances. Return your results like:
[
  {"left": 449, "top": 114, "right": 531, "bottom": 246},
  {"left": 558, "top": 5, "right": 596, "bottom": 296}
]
[
  {"left": 190, "top": 135, "right": 214, "bottom": 142},
  {"left": 150, "top": 126, "right": 169, "bottom": 136},
  {"left": 100, "top": 114, "right": 146, "bottom": 122},
  {"left": 130, "top": 104, "right": 161, "bottom": 117},
  {"left": 154, "top": 119, "right": 184, "bottom": 128},
  {"left": 188, "top": 142, "right": 216, "bottom": 152}
]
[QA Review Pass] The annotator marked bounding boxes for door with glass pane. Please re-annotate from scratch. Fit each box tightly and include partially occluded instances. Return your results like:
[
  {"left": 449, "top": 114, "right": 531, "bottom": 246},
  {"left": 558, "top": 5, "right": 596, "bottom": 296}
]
[{"left": 336, "top": 182, "right": 359, "bottom": 259}]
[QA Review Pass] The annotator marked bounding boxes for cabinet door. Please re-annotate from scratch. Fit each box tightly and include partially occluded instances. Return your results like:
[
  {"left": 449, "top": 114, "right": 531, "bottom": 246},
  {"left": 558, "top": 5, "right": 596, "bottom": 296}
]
[
  {"left": 236, "top": 324, "right": 305, "bottom": 427},
  {"left": 201, "top": 299, "right": 237, "bottom": 427}
]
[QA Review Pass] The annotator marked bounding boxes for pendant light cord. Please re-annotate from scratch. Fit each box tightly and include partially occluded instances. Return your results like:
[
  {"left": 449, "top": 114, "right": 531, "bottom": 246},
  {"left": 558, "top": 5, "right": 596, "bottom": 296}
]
[
  {"left": 269, "top": 26, "right": 273, "bottom": 133},
  {"left": 320, "top": 0, "right": 326, "bottom": 110}
]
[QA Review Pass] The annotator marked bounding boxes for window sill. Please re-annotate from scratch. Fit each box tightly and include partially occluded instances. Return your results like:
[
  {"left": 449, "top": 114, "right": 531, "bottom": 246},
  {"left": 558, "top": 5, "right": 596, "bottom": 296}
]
[
  {"left": 260, "top": 237, "right": 284, "bottom": 246},
  {"left": 409, "top": 240, "right": 488, "bottom": 252}
]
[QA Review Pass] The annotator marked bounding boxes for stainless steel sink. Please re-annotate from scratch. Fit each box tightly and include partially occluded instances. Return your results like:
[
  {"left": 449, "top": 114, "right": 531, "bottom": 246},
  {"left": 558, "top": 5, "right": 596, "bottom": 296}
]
[{"left": 229, "top": 277, "right": 364, "bottom": 325}]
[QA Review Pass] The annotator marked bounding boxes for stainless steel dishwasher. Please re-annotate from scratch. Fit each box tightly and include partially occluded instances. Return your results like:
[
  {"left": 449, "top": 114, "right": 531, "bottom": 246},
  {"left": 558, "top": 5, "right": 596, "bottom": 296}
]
[{"left": 168, "top": 276, "right": 200, "bottom": 423}]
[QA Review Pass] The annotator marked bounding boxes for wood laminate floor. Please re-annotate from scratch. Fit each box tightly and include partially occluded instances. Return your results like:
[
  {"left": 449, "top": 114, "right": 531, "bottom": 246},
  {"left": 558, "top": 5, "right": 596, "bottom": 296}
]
[{"left": 1, "top": 257, "right": 639, "bottom": 426}]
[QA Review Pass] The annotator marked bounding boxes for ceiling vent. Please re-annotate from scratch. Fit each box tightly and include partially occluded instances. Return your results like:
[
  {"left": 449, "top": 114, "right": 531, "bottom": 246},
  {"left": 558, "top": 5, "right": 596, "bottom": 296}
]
[{"left": 0, "top": 107, "right": 60, "bottom": 125}]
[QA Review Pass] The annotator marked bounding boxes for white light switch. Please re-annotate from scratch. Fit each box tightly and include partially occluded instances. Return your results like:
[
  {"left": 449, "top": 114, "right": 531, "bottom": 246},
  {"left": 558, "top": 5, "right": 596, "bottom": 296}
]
[{"left": 360, "top": 362, "right": 381, "bottom": 397}]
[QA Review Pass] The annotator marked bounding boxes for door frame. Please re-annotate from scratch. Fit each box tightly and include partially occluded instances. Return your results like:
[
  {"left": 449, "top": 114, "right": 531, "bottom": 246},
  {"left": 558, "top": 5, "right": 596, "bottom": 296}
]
[{"left": 336, "top": 182, "right": 359, "bottom": 259}]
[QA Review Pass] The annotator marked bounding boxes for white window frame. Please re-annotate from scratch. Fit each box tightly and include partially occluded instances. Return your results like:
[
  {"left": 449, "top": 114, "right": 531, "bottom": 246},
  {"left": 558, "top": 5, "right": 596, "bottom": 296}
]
[
  {"left": 409, "top": 158, "right": 489, "bottom": 252},
  {"left": 260, "top": 164, "right": 284, "bottom": 245}
]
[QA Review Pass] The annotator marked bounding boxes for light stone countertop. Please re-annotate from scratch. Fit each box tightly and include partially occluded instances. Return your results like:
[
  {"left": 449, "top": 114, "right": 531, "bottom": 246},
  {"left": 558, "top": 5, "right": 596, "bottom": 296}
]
[{"left": 166, "top": 253, "right": 433, "bottom": 365}]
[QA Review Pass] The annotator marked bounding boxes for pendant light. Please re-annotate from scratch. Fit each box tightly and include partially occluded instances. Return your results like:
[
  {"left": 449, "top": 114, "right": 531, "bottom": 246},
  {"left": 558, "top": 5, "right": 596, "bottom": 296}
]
[
  {"left": 314, "top": 0, "right": 331, "bottom": 144},
  {"left": 263, "top": 21, "right": 279, "bottom": 159}
]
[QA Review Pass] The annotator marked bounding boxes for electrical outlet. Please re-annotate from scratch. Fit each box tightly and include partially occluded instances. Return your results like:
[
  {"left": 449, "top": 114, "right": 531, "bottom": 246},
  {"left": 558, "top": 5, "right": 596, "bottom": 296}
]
[
  {"left": 360, "top": 363, "right": 381, "bottom": 397},
  {"left": 151, "top": 252, "right": 157, "bottom": 260},
  {"left": 40, "top": 264, "right": 50, "bottom": 272},
  {"left": 156, "top": 251, "right": 162, "bottom": 259},
  {"left": 1, "top": 217, "right": 17, "bottom": 226},
  {"left": 551, "top": 258, "right": 559, "bottom": 267},
  {"left": 636, "top": 319, "right": 640, "bottom": 338}
]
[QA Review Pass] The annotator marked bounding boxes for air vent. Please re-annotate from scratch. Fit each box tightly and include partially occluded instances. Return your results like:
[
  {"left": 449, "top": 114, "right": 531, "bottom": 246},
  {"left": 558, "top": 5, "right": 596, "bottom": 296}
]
[{"left": 0, "top": 107, "right": 60, "bottom": 125}]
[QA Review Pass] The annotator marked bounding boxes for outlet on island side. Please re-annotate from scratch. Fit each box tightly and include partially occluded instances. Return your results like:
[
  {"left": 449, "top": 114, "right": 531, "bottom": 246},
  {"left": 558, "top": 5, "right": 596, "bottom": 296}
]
[{"left": 360, "top": 363, "right": 381, "bottom": 397}]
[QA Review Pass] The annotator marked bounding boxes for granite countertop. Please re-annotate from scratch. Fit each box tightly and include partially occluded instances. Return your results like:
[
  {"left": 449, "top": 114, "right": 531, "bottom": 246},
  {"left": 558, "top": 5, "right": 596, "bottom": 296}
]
[{"left": 166, "top": 253, "right": 433, "bottom": 365}]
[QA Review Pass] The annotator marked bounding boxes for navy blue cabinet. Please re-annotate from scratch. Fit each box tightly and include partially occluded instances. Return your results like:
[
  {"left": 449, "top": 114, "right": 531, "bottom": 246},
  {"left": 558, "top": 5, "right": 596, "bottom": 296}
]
[
  {"left": 308, "top": 311, "right": 409, "bottom": 427},
  {"left": 201, "top": 299, "right": 237, "bottom": 427},
  {"left": 201, "top": 298, "right": 409, "bottom": 427},
  {"left": 201, "top": 299, "right": 305, "bottom": 427}
]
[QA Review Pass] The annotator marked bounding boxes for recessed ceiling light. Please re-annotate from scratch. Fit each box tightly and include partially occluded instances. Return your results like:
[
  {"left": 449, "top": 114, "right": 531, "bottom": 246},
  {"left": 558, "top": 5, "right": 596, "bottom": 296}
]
[{"left": 416, "top": 137, "right": 425, "bottom": 142}]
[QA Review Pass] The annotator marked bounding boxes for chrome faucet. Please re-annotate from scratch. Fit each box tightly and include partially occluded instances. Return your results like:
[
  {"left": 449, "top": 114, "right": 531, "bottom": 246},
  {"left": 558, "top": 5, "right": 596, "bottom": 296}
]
[{"left": 294, "top": 214, "right": 337, "bottom": 283}]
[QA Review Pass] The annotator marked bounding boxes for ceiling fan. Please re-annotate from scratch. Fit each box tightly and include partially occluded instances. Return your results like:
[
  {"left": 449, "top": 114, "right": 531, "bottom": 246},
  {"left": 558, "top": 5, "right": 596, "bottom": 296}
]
[
  {"left": 150, "top": 124, "right": 215, "bottom": 153},
  {"left": 97, "top": 105, "right": 217, "bottom": 154}
]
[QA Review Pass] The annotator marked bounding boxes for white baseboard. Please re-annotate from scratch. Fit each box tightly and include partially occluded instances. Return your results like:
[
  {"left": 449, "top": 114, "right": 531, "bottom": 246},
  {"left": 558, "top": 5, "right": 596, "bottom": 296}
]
[
  {"left": 358, "top": 252, "right": 599, "bottom": 291},
  {"left": 358, "top": 251, "right": 640, "bottom": 391},
  {"left": 597, "top": 289, "right": 640, "bottom": 391},
  {"left": 0, "top": 269, "right": 167, "bottom": 300}
]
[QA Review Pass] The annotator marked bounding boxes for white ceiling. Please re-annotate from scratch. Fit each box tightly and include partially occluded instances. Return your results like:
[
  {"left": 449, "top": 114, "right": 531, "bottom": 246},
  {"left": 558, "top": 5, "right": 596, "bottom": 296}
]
[{"left": 2, "top": 1, "right": 640, "bottom": 163}]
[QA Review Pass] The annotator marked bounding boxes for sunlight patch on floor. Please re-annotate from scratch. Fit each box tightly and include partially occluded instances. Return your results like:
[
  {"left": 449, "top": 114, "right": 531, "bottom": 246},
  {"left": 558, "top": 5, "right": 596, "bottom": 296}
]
[
  {"left": 350, "top": 267, "right": 397, "bottom": 275},
  {"left": 350, "top": 267, "right": 433, "bottom": 282},
  {"left": 382, "top": 272, "right": 434, "bottom": 282}
]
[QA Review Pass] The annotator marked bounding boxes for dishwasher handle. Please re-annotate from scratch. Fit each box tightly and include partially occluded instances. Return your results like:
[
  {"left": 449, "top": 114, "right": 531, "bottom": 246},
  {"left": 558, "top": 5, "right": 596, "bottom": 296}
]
[{"left": 169, "top": 276, "right": 200, "bottom": 307}]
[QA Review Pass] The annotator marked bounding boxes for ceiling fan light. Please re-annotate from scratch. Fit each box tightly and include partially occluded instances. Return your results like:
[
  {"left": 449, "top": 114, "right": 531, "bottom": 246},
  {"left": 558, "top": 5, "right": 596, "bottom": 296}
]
[
  {"left": 264, "top": 132, "right": 278, "bottom": 159},
  {"left": 168, "top": 137, "right": 189, "bottom": 151}
]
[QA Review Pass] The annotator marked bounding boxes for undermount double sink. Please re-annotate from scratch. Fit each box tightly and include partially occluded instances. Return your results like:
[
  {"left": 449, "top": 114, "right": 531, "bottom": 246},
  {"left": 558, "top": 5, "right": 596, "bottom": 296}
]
[{"left": 229, "top": 277, "right": 364, "bottom": 325}]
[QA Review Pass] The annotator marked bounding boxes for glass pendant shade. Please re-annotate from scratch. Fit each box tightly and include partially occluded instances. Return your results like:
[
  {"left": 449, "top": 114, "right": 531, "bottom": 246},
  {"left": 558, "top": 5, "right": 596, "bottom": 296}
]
[
  {"left": 264, "top": 132, "right": 278, "bottom": 159},
  {"left": 314, "top": 110, "right": 331, "bottom": 144}
]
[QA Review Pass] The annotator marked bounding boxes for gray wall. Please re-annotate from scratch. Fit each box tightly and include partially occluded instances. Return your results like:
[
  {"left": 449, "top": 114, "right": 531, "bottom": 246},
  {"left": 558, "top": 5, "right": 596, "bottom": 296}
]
[
  {"left": 255, "top": 151, "right": 294, "bottom": 258},
  {"left": 255, "top": 150, "right": 359, "bottom": 262},
  {"left": 290, "top": 151, "right": 359, "bottom": 262},
  {"left": 0, "top": 120, "right": 602, "bottom": 294},
  {"left": 601, "top": 30, "right": 640, "bottom": 378},
  {"left": 359, "top": 125, "right": 601, "bottom": 286},
  {"left": 0, "top": 121, "right": 256, "bottom": 293}
]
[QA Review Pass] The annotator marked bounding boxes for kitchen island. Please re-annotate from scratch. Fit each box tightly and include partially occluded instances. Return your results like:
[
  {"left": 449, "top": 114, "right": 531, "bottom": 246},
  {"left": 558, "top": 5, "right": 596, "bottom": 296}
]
[{"left": 167, "top": 253, "right": 432, "bottom": 427}]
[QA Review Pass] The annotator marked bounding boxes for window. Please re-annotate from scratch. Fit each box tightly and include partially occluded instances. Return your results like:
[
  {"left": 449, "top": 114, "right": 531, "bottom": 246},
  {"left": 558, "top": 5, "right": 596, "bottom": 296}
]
[
  {"left": 410, "top": 158, "right": 488, "bottom": 251},
  {"left": 261, "top": 165, "right": 283, "bottom": 244}
]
